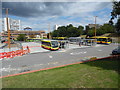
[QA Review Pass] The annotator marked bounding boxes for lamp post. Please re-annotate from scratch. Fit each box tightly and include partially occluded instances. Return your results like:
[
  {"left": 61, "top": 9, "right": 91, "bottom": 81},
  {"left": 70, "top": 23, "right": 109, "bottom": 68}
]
[
  {"left": 3, "top": 8, "right": 11, "bottom": 50},
  {"left": 48, "top": 23, "right": 51, "bottom": 39},
  {"left": 94, "top": 16, "right": 97, "bottom": 40}
]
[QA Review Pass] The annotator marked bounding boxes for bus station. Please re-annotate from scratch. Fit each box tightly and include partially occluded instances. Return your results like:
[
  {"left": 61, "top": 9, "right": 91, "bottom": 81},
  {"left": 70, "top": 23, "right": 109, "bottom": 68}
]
[{"left": 1, "top": 1, "right": 120, "bottom": 88}]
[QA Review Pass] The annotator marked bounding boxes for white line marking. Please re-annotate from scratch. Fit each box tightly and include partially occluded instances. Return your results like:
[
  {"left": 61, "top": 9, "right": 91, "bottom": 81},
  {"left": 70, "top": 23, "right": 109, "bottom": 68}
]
[
  {"left": 70, "top": 51, "right": 87, "bottom": 55},
  {"left": 49, "top": 55, "right": 53, "bottom": 58}
]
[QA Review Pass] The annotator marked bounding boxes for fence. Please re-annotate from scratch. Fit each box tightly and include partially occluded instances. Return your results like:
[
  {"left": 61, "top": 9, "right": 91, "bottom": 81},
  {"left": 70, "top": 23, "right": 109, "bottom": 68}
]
[{"left": 0, "top": 46, "right": 30, "bottom": 60}]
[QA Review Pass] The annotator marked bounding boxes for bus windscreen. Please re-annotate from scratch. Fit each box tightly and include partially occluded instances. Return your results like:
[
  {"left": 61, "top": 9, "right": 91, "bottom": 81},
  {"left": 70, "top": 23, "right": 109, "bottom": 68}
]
[{"left": 51, "top": 41, "right": 59, "bottom": 48}]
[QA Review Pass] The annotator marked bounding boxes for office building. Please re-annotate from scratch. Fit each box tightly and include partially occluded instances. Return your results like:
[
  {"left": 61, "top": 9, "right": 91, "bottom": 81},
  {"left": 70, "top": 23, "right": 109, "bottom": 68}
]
[{"left": 2, "top": 18, "right": 21, "bottom": 32}]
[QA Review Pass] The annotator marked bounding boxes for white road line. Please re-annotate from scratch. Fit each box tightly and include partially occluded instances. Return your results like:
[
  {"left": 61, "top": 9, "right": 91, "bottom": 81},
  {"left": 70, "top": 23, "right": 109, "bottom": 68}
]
[
  {"left": 70, "top": 51, "right": 87, "bottom": 55},
  {"left": 48, "top": 55, "right": 53, "bottom": 58},
  {"left": 98, "top": 50, "right": 102, "bottom": 51},
  {"left": 48, "top": 62, "right": 58, "bottom": 65}
]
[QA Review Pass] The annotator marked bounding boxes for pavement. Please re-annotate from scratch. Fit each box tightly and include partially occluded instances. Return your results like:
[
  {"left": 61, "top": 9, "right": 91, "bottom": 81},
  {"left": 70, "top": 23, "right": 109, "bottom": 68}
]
[
  {"left": 0, "top": 43, "right": 118, "bottom": 77},
  {"left": 22, "top": 42, "right": 49, "bottom": 53}
]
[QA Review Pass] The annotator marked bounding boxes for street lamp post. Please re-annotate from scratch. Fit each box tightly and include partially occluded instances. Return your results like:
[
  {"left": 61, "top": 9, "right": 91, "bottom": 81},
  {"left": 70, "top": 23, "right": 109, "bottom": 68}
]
[
  {"left": 48, "top": 23, "right": 51, "bottom": 39},
  {"left": 94, "top": 16, "right": 97, "bottom": 40},
  {"left": 3, "top": 8, "right": 11, "bottom": 50}
]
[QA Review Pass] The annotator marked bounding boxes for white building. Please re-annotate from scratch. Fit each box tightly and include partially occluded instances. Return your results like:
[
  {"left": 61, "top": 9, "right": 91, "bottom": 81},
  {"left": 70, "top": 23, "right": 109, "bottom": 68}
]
[
  {"left": 2, "top": 18, "right": 21, "bottom": 32},
  {"left": 54, "top": 25, "right": 61, "bottom": 30}
]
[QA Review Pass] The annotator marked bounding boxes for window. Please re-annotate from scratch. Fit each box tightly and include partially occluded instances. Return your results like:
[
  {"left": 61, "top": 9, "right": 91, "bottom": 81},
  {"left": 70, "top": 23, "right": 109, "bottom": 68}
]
[
  {"left": 51, "top": 41, "right": 59, "bottom": 48},
  {"left": 42, "top": 41, "right": 51, "bottom": 46}
]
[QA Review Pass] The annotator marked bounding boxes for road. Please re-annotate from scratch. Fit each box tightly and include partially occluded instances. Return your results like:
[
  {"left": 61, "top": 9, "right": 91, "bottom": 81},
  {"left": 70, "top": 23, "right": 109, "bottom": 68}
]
[{"left": 1, "top": 43, "right": 118, "bottom": 76}]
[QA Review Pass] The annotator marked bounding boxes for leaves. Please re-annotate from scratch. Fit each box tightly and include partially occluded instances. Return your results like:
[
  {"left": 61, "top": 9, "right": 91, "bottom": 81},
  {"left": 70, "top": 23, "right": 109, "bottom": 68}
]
[
  {"left": 52, "top": 24, "right": 84, "bottom": 37},
  {"left": 109, "top": 1, "right": 120, "bottom": 33},
  {"left": 87, "top": 24, "right": 115, "bottom": 37},
  {"left": 17, "top": 34, "right": 26, "bottom": 41}
]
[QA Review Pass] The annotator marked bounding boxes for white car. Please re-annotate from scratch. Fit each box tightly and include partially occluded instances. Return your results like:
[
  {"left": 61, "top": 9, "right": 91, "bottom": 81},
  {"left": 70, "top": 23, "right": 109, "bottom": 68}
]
[{"left": 112, "top": 46, "right": 120, "bottom": 55}]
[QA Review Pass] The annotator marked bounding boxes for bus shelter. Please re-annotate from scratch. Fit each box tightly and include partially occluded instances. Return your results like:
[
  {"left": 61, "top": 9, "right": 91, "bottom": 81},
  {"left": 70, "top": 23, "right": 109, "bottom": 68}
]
[
  {"left": 68, "top": 37, "right": 81, "bottom": 44},
  {"left": 79, "top": 39, "right": 97, "bottom": 46},
  {"left": 58, "top": 40, "right": 69, "bottom": 49},
  {"left": 68, "top": 37, "right": 97, "bottom": 46}
]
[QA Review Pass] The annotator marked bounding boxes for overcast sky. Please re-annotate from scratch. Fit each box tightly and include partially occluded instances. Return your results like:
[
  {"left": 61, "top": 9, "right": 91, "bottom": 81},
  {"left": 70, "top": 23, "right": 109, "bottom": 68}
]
[{"left": 2, "top": 1, "right": 113, "bottom": 32}]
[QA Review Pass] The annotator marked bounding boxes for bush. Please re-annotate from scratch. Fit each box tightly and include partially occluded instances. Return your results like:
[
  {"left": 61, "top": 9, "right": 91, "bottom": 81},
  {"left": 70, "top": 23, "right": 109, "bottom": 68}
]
[{"left": 17, "top": 34, "right": 26, "bottom": 41}]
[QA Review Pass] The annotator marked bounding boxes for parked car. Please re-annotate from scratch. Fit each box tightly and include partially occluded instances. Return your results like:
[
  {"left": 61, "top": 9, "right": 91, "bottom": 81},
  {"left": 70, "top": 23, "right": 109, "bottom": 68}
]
[{"left": 112, "top": 46, "right": 120, "bottom": 55}]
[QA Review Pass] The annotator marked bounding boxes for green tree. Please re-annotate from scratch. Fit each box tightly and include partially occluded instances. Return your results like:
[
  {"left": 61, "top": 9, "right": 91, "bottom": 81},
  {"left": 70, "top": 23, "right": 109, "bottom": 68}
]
[
  {"left": 83, "top": 25, "right": 90, "bottom": 35},
  {"left": 17, "top": 34, "right": 26, "bottom": 41},
  {"left": 115, "top": 18, "right": 120, "bottom": 33},
  {"left": 52, "top": 30, "right": 59, "bottom": 37},
  {"left": 97, "top": 24, "right": 115, "bottom": 35},
  {"left": 67, "top": 27, "right": 80, "bottom": 37},
  {"left": 77, "top": 25, "right": 84, "bottom": 35},
  {"left": 66, "top": 24, "right": 81, "bottom": 37},
  {"left": 58, "top": 26, "right": 67, "bottom": 37},
  {"left": 87, "top": 28, "right": 94, "bottom": 37},
  {"left": 52, "top": 24, "right": 83, "bottom": 37},
  {"left": 109, "top": 1, "right": 120, "bottom": 33}
]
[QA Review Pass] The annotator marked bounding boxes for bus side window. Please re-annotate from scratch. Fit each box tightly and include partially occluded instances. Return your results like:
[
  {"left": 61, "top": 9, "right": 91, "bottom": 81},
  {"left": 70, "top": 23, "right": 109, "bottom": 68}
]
[
  {"left": 47, "top": 42, "right": 51, "bottom": 46},
  {"left": 42, "top": 42, "right": 51, "bottom": 46}
]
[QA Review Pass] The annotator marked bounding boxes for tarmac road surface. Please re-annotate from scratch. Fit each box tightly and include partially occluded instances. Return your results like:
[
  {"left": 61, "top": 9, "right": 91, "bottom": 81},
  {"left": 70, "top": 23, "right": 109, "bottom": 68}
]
[{"left": 1, "top": 43, "right": 118, "bottom": 76}]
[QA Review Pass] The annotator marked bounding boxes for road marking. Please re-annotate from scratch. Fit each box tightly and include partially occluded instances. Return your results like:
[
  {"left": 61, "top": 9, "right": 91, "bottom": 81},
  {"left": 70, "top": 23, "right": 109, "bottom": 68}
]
[
  {"left": 0, "top": 67, "right": 21, "bottom": 72},
  {"left": 48, "top": 55, "right": 53, "bottom": 58},
  {"left": 98, "top": 50, "right": 102, "bottom": 51},
  {"left": 70, "top": 51, "right": 87, "bottom": 55},
  {"left": 48, "top": 62, "right": 58, "bottom": 65}
]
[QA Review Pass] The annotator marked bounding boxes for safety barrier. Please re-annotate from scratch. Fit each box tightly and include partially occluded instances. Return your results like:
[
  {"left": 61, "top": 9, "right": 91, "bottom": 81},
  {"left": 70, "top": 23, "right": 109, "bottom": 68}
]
[{"left": 0, "top": 46, "right": 30, "bottom": 60}]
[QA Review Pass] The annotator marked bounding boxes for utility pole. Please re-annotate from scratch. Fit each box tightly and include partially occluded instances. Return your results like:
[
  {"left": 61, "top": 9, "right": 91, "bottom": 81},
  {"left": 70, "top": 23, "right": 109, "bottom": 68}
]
[
  {"left": 94, "top": 16, "right": 97, "bottom": 40},
  {"left": 3, "top": 8, "right": 11, "bottom": 49},
  {"left": 48, "top": 23, "right": 51, "bottom": 39}
]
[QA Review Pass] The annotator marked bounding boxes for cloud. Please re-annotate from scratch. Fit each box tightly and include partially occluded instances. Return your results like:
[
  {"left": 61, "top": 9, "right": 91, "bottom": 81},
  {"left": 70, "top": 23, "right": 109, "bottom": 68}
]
[
  {"left": 2, "top": 2, "right": 112, "bottom": 17},
  {"left": 2, "top": 2, "right": 69, "bottom": 17},
  {"left": 2, "top": 2, "right": 113, "bottom": 31}
]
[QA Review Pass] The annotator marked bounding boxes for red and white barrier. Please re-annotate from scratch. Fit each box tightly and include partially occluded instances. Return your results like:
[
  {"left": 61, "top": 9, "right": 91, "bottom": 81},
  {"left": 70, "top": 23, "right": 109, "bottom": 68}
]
[{"left": 0, "top": 46, "right": 30, "bottom": 60}]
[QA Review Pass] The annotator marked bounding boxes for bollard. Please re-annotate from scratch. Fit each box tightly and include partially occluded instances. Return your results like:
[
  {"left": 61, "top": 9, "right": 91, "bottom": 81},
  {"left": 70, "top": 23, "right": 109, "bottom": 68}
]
[
  {"left": 17, "top": 50, "right": 21, "bottom": 56},
  {"left": 12, "top": 51, "right": 16, "bottom": 58},
  {"left": 9, "top": 51, "right": 13, "bottom": 58},
  {"left": 26, "top": 46, "right": 30, "bottom": 53},
  {"left": 6, "top": 52, "right": 11, "bottom": 58},
  {"left": 16, "top": 50, "right": 19, "bottom": 56},
  {"left": 0, "top": 53, "right": 3, "bottom": 60},
  {"left": 3, "top": 52, "right": 7, "bottom": 59}
]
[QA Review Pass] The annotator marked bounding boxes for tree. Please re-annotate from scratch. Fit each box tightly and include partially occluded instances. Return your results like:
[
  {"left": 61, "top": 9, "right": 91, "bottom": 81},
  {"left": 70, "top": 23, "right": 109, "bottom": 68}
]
[
  {"left": 17, "top": 34, "right": 26, "bottom": 41},
  {"left": 52, "top": 30, "right": 59, "bottom": 37},
  {"left": 83, "top": 25, "right": 90, "bottom": 35},
  {"left": 67, "top": 27, "right": 81, "bottom": 37},
  {"left": 51, "top": 24, "right": 83, "bottom": 37},
  {"left": 77, "top": 25, "right": 84, "bottom": 35},
  {"left": 87, "top": 28, "right": 94, "bottom": 37},
  {"left": 109, "top": 1, "right": 120, "bottom": 33},
  {"left": 97, "top": 24, "right": 115, "bottom": 35},
  {"left": 115, "top": 18, "right": 120, "bottom": 33},
  {"left": 58, "top": 26, "right": 67, "bottom": 37}
]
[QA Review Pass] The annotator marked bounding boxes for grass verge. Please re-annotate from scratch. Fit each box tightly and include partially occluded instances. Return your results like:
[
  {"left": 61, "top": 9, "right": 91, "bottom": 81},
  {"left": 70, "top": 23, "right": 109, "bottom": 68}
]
[{"left": 2, "top": 56, "right": 120, "bottom": 88}]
